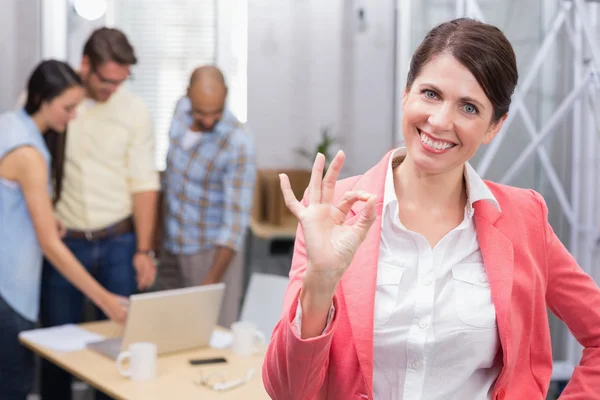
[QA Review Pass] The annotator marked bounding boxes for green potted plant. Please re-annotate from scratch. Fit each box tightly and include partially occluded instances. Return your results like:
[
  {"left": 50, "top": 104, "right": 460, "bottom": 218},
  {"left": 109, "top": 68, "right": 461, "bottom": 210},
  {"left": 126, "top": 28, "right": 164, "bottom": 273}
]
[{"left": 295, "top": 126, "right": 338, "bottom": 174}]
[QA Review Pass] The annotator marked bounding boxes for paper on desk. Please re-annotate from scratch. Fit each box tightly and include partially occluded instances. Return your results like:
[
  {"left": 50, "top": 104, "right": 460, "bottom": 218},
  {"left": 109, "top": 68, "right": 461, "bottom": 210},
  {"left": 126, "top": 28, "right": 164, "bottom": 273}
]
[
  {"left": 19, "top": 324, "right": 105, "bottom": 352},
  {"left": 209, "top": 330, "right": 233, "bottom": 349}
]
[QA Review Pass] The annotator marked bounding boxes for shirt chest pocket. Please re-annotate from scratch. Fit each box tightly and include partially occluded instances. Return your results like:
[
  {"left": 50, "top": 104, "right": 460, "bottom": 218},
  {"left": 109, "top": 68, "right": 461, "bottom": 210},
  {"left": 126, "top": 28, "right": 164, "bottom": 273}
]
[
  {"left": 451, "top": 263, "right": 497, "bottom": 329},
  {"left": 374, "top": 262, "right": 405, "bottom": 326}
]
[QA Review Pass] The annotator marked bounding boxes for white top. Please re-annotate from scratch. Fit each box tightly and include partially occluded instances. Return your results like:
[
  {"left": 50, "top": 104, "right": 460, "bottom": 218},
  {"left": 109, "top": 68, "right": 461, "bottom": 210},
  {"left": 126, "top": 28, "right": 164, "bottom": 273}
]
[
  {"left": 181, "top": 128, "right": 203, "bottom": 150},
  {"left": 294, "top": 148, "right": 502, "bottom": 399}
]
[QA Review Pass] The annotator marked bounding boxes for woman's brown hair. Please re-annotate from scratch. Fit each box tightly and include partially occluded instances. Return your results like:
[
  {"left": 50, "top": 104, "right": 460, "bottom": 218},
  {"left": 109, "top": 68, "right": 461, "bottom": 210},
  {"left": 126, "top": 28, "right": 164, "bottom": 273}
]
[
  {"left": 406, "top": 18, "right": 519, "bottom": 122},
  {"left": 24, "top": 60, "right": 82, "bottom": 205}
]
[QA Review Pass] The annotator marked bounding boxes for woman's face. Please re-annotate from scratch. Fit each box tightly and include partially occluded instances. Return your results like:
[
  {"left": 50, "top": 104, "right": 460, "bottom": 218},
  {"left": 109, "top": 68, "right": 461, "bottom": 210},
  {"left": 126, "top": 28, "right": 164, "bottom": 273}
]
[
  {"left": 42, "top": 86, "right": 85, "bottom": 132},
  {"left": 401, "top": 53, "right": 506, "bottom": 176}
]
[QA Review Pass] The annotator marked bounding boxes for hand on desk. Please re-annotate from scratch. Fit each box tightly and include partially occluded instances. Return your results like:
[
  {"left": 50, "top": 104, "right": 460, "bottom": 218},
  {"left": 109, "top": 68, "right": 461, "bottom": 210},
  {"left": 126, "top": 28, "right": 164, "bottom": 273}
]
[
  {"left": 201, "top": 276, "right": 220, "bottom": 285},
  {"left": 99, "top": 293, "right": 129, "bottom": 324}
]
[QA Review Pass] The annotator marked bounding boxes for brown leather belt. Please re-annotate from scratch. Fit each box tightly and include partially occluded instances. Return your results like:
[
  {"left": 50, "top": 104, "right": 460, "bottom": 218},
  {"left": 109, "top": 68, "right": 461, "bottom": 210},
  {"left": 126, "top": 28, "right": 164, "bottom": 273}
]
[{"left": 65, "top": 217, "right": 134, "bottom": 241}]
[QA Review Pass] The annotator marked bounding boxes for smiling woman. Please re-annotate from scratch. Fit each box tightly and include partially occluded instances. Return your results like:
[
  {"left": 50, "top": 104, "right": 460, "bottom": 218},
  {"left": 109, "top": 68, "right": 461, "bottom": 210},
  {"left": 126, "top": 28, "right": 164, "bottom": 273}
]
[
  {"left": 401, "top": 17, "right": 517, "bottom": 177},
  {"left": 262, "top": 17, "right": 600, "bottom": 400}
]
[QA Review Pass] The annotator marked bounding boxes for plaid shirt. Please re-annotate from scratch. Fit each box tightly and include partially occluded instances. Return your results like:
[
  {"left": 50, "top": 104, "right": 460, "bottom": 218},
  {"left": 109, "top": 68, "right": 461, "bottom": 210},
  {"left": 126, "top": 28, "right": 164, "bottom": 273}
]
[{"left": 163, "top": 97, "right": 256, "bottom": 254}]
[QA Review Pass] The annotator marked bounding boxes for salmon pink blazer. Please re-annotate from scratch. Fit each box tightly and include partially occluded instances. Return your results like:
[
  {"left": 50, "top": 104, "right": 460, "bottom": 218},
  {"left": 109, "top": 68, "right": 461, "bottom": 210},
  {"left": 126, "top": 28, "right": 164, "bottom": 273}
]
[{"left": 262, "top": 150, "right": 600, "bottom": 400}]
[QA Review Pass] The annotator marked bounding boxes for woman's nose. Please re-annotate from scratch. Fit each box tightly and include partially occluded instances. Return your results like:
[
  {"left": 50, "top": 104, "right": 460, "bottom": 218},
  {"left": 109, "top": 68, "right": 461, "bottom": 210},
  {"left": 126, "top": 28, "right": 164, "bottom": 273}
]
[{"left": 428, "top": 104, "right": 454, "bottom": 131}]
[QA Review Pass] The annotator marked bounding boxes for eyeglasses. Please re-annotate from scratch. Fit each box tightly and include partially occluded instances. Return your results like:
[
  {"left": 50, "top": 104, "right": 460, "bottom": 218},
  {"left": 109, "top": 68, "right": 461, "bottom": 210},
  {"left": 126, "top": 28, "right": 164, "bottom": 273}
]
[
  {"left": 91, "top": 64, "right": 132, "bottom": 87},
  {"left": 193, "top": 368, "right": 255, "bottom": 392}
]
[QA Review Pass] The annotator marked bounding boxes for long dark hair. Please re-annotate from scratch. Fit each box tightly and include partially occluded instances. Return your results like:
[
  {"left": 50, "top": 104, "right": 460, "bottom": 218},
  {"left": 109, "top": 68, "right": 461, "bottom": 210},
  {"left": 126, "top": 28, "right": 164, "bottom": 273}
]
[{"left": 24, "top": 60, "right": 82, "bottom": 205}]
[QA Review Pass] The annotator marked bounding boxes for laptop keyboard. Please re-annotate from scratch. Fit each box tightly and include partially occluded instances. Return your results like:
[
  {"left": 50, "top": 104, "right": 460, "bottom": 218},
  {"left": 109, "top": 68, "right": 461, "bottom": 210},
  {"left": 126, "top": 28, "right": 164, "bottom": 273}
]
[{"left": 88, "top": 337, "right": 123, "bottom": 359}]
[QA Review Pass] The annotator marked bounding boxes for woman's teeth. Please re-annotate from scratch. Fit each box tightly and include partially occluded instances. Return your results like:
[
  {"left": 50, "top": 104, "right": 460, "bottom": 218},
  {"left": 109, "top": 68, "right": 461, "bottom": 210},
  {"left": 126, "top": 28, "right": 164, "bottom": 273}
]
[{"left": 419, "top": 131, "right": 455, "bottom": 150}]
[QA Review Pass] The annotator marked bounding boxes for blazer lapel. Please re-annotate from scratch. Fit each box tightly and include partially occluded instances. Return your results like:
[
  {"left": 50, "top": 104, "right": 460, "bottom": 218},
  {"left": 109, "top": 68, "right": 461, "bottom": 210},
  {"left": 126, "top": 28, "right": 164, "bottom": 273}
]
[
  {"left": 340, "top": 150, "right": 392, "bottom": 394},
  {"left": 339, "top": 151, "right": 517, "bottom": 394},
  {"left": 474, "top": 201, "right": 514, "bottom": 381}
]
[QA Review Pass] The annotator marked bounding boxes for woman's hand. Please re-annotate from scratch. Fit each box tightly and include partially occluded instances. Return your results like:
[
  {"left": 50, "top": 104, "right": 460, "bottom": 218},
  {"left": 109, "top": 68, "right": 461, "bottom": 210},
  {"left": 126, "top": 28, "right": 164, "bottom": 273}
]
[
  {"left": 56, "top": 218, "right": 66, "bottom": 238},
  {"left": 280, "top": 151, "right": 377, "bottom": 288},
  {"left": 98, "top": 292, "right": 129, "bottom": 324}
]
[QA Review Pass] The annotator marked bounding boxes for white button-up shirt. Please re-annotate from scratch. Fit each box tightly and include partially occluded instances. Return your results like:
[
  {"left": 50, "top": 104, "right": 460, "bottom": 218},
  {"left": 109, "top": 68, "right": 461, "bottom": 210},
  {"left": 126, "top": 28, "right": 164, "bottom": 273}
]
[{"left": 295, "top": 148, "right": 502, "bottom": 399}]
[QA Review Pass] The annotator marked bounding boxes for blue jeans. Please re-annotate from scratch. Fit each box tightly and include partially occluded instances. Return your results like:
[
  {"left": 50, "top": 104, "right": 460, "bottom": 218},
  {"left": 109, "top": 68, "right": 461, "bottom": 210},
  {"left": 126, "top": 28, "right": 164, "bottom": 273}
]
[
  {"left": 39, "top": 232, "right": 137, "bottom": 400},
  {"left": 0, "top": 293, "right": 35, "bottom": 400}
]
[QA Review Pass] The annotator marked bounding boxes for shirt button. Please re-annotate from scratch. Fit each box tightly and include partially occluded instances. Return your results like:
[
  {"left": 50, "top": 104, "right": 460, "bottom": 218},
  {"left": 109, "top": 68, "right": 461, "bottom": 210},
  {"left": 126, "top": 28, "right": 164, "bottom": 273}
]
[
  {"left": 496, "top": 389, "right": 506, "bottom": 399},
  {"left": 418, "top": 320, "right": 428, "bottom": 329},
  {"left": 422, "top": 277, "right": 433, "bottom": 286},
  {"left": 411, "top": 360, "right": 423, "bottom": 371},
  {"left": 479, "top": 273, "right": 489, "bottom": 284}
]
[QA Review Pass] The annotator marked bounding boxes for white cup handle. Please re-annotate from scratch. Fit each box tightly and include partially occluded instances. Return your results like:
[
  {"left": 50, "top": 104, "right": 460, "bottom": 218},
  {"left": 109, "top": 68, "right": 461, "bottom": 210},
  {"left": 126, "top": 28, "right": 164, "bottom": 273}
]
[
  {"left": 253, "top": 330, "right": 266, "bottom": 353},
  {"left": 116, "top": 351, "right": 132, "bottom": 377}
]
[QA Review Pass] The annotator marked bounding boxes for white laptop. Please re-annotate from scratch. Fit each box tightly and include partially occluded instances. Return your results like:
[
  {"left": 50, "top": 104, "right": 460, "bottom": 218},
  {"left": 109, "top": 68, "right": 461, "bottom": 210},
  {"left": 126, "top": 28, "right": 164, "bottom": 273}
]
[{"left": 87, "top": 283, "right": 225, "bottom": 359}]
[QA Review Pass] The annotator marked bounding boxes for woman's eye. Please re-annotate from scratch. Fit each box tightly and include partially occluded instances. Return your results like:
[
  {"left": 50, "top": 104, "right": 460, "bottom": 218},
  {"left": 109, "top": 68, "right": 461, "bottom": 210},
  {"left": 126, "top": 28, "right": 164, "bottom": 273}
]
[
  {"left": 424, "top": 90, "right": 436, "bottom": 99},
  {"left": 463, "top": 103, "right": 478, "bottom": 114}
]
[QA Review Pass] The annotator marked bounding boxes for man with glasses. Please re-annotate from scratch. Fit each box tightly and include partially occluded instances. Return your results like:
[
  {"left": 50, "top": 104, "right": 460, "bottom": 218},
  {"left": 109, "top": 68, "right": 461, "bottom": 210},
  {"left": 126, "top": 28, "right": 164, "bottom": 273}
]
[{"left": 39, "top": 28, "right": 160, "bottom": 400}]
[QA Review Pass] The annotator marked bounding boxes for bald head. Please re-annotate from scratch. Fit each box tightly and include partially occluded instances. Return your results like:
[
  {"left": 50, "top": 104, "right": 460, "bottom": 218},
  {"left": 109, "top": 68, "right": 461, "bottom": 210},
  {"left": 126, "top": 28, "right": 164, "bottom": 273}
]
[
  {"left": 187, "top": 65, "right": 228, "bottom": 132},
  {"left": 189, "top": 65, "right": 226, "bottom": 87}
]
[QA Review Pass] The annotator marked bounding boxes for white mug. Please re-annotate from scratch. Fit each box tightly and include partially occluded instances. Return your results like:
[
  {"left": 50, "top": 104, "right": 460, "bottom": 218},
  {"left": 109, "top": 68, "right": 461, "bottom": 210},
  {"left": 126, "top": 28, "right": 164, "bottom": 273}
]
[
  {"left": 230, "top": 321, "right": 265, "bottom": 357},
  {"left": 116, "top": 342, "right": 157, "bottom": 381}
]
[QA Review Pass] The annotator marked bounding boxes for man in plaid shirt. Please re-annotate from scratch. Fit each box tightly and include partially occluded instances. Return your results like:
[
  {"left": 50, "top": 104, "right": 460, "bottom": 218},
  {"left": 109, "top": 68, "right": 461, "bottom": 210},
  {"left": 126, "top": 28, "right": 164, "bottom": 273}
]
[{"left": 160, "top": 66, "right": 256, "bottom": 326}]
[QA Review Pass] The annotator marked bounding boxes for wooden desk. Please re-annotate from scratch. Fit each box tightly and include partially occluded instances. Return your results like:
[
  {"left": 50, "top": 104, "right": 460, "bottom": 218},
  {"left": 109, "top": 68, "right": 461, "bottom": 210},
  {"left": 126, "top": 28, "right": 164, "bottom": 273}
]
[
  {"left": 249, "top": 216, "right": 297, "bottom": 240},
  {"left": 20, "top": 321, "right": 269, "bottom": 400}
]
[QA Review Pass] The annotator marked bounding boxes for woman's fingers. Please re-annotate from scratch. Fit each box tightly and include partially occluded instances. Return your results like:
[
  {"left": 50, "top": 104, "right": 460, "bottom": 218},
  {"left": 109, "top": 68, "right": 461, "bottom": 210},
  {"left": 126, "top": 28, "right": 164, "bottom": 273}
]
[
  {"left": 321, "top": 150, "right": 345, "bottom": 204},
  {"left": 335, "top": 190, "right": 373, "bottom": 219},
  {"left": 352, "top": 195, "right": 377, "bottom": 240},
  {"left": 279, "top": 173, "right": 303, "bottom": 218},
  {"left": 307, "top": 153, "right": 326, "bottom": 204}
]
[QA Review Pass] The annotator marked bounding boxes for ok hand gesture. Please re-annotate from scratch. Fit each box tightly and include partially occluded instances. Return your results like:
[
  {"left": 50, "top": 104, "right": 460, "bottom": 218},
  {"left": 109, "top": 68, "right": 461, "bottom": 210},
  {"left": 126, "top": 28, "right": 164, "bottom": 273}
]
[{"left": 279, "top": 151, "right": 377, "bottom": 286}]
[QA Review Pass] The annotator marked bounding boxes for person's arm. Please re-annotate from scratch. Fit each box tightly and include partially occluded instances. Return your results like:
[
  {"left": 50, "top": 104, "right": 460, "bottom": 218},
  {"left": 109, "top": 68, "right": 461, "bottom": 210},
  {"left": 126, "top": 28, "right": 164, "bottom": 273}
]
[
  {"left": 133, "top": 191, "right": 158, "bottom": 252},
  {"left": 154, "top": 98, "right": 188, "bottom": 255},
  {"left": 9, "top": 147, "right": 127, "bottom": 323},
  {"left": 263, "top": 151, "right": 376, "bottom": 400},
  {"left": 204, "top": 135, "right": 256, "bottom": 284},
  {"left": 534, "top": 191, "right": 600, "bottom": 398},
  {"left": 262, "top": 221, "right": 341, "bottom": 400},
  {"left": 132, "top": 191, "right": 159, "bottom": 289},
  {"left": 153, "top": 176, "right": 165, "bottom": 255},
  {"left": 127, "top": 103, "right": 160, "bottom": 290}
]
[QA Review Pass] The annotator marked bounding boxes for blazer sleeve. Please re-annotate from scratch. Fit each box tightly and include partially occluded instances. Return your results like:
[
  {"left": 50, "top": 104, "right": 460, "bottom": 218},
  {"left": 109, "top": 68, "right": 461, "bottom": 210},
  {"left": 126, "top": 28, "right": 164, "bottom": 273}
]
[
  {"left": 262, "top": 219, "right": 340, "bottom": 400},
  {"left": 535, "top": 191, "right": 600, "bottom": 397}
]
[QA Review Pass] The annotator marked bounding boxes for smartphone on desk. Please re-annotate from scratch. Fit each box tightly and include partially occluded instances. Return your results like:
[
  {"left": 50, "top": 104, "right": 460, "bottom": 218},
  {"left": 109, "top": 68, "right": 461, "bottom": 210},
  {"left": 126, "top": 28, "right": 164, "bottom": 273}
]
[{"left": 189, "top": 357, "right": 227, "bottom": 366}]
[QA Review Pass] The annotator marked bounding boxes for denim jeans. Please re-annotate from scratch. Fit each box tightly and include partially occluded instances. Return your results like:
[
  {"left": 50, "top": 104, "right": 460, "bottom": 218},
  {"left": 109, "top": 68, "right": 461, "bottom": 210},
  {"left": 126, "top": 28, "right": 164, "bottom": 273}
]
[
  {"left": 0, "top": 292, "right": 35, "bottom": 400},
  {"left": 39, "top": 232, "right": 137, "bottom": 400}
]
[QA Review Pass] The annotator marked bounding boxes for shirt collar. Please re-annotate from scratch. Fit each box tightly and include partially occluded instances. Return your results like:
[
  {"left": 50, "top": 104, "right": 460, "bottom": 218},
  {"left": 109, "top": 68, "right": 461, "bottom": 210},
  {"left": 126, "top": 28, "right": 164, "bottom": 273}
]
[
  {"left": 383, "top": 147, "right": 500, "bottom": 219},
  {"left": 178, "top": 96, "right": 239, "bottom": 136}
]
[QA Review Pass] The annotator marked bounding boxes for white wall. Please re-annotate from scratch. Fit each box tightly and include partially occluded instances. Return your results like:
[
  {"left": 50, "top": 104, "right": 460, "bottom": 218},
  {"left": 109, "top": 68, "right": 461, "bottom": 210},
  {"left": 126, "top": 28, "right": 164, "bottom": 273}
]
[
  {"left": 217, "top": 0, "right": 248, "bottom": 123},
  {"left": 66, "top": 7, "right": 106, "bottom": 68},
  {"left": 0, "top": 0, "right": 42, "bottom": 111},
  {"left": 248, "top": 0, "right": 396, "bottom": 176},
  {"left": 41, "top": 0, "right": 67, "bottom": 60}
]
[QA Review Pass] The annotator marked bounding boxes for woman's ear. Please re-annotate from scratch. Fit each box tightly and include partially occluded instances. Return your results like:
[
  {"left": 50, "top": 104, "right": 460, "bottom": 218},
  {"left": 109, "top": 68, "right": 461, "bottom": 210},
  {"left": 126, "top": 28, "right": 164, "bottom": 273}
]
[
  {"left": 402, "top": 89, "right": 409, "bottom": 110},
  {"left": 482, "top": 113, "right": 508, "bottom": 145}
]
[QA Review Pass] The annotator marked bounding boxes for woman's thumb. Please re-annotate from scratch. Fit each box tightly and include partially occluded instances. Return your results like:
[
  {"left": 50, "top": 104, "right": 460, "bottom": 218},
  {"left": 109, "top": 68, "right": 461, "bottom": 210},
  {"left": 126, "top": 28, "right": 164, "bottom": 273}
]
[{"left": 352, "top": 195, "right": 376, "bottom": 240}]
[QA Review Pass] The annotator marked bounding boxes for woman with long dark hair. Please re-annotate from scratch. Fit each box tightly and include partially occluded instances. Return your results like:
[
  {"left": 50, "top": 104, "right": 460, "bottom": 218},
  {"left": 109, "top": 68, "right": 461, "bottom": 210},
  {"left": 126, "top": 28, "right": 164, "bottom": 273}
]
[{"left": 0, "top": 60, "right": 128, "bottom": 399}]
